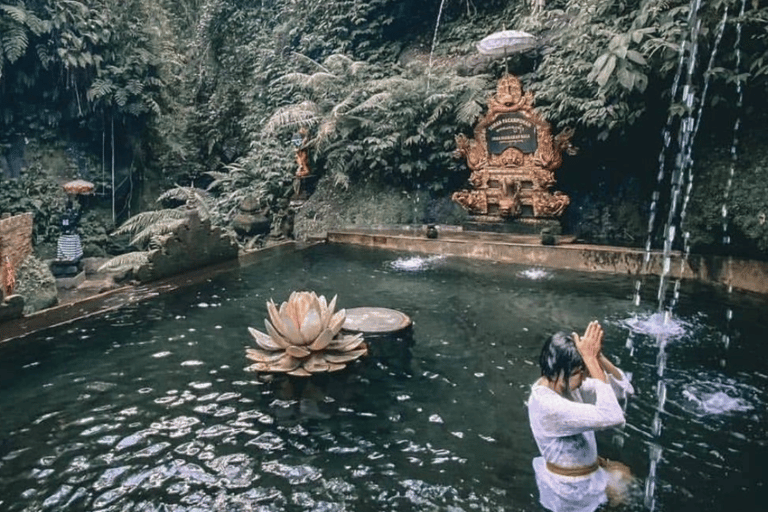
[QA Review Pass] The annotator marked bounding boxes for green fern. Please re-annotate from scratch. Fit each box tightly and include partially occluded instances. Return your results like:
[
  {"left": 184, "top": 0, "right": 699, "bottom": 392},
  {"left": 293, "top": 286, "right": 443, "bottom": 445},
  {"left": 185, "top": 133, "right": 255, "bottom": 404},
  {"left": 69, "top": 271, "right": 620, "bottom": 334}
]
[
  {"left": 158, "top": 186, "right": 212, "bottom": 221},
  {"left": 0, "top": 4, "right": 27, "bottom": 24},
  {"left": 1, "top": 25, "right": 28, "bottom": 62},
  {"left": 130, "top": 217, "right": 187, "bottom": 247},
  {"left": 112, "top": 209, "right": 188, "bottom": 239},
  {"left": 263, "top": 101, "right": 320, "bottom": 134}
]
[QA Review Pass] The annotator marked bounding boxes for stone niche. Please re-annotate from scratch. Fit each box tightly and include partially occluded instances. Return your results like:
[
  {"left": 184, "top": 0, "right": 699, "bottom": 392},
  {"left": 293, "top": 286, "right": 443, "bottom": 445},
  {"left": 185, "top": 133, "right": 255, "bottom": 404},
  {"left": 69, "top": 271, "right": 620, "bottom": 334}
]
[{"left": 452, "top": 74, "right": 576, "bottom": 228}]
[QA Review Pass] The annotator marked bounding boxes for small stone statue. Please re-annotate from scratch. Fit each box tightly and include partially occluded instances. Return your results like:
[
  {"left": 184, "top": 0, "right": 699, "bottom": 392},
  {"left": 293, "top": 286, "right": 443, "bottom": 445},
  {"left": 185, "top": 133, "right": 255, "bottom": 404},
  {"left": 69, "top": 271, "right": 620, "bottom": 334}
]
[{"left": 55, "top": 200, "right": 83, "bottom": 266}]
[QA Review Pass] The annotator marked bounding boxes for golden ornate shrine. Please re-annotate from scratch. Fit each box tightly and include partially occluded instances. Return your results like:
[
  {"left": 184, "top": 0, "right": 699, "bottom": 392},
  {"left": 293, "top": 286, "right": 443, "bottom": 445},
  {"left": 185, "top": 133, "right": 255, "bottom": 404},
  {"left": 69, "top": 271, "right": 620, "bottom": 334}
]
[{"left": 452, "top": 75, "right": 576, "bottom": 223}]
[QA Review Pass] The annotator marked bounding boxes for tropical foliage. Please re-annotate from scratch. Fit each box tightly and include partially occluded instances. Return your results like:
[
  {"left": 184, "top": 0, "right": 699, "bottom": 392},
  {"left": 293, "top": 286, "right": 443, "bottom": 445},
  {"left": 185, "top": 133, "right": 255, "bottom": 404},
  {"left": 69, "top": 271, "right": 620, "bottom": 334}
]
[{"left": 2, "top": 0, "right": 768, "bottom": 258}]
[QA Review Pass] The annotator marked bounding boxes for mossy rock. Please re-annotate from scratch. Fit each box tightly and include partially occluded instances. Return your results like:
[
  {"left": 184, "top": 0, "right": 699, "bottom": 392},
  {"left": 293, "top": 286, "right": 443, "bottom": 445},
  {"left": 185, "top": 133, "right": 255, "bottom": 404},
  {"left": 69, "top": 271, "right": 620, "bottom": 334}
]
[{"left": 15, "top": 255, "right": 58, "bottom": 314}]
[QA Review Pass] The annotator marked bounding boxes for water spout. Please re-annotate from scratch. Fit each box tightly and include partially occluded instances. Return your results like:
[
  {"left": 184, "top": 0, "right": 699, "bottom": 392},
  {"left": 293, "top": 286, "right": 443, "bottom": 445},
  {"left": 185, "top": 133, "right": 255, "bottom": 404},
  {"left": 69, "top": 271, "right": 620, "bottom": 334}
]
[
  {"left": 720, "top": 0, "right": 747, "bottom": 368},
  {"left": 633, "top": 0, "right": 699, "bottom": 307},
  {"left": 642, "top": 1, "right": 704, "bottom": 509},
  {"left": 427, "top": 0, "right": 448, "bottom": 91}
]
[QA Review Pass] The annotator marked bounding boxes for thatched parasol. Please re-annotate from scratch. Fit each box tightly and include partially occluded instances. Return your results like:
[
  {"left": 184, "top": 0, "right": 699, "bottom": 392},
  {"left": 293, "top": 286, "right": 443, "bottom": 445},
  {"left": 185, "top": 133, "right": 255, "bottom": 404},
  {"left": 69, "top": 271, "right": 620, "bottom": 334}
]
[
  {"left": 476, "top": 30, "right": 538, "bottom": 58},
  {"left": 63, "top": 179, "right": 95, "bottom": 195}
]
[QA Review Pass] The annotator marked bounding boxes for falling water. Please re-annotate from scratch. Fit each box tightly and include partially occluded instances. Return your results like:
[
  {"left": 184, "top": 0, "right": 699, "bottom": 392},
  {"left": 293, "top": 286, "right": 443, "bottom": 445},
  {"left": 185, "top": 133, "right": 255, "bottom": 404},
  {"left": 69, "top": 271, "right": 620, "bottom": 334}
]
[
  {"left": 656, "top": 4, "right": 703, "bottom": 313},
  {"left": 427, "top": 0, "right": 448, "bottom": 90},
  {"left": 720, "top": 0, "right": 747, "bottom": 367},
  {"left": 631, "top": 0, "right": 695, "bottom": 309},
  {"left": 668, "top": 7, "right": 729, "bottom": 313},
  {"left": 642, "top": 0, "right": 704, "bottom": 509}
]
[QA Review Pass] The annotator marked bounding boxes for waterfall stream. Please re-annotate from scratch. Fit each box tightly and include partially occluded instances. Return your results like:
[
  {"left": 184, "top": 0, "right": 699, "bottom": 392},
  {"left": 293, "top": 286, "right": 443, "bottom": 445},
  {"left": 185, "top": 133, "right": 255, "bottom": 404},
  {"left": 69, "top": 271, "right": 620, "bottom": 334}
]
[
  {"left": 642, "top": 0, "right": 704, "bottom": 509},
  {"left": 720, "top": 0, "right": 747, "bottom": 367},
  {"left": 427, "top": 0, "right": 448, "bottom": 90}
]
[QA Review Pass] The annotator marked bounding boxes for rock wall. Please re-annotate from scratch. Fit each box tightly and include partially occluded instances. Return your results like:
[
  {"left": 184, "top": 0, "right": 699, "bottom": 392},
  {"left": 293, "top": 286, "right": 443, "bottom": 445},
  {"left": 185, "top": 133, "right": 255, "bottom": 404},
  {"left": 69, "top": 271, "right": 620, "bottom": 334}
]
[{"left": 0, "top": 213, "right": 33, "bottom": 301}]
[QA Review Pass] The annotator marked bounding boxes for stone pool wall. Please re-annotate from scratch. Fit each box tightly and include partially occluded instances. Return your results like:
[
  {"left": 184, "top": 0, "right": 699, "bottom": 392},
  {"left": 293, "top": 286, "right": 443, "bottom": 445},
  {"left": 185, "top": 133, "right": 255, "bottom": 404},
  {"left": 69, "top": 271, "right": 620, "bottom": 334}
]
[{"left": 326, "top": 227, "right": 768, "bottom": 295}]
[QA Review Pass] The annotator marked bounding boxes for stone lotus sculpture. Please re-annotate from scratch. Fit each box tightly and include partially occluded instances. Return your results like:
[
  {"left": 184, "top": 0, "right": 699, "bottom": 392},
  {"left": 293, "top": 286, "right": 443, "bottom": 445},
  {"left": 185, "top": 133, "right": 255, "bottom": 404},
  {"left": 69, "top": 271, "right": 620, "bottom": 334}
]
[{"left": 245, "top": 291, "right": 367, "bottom": 376}]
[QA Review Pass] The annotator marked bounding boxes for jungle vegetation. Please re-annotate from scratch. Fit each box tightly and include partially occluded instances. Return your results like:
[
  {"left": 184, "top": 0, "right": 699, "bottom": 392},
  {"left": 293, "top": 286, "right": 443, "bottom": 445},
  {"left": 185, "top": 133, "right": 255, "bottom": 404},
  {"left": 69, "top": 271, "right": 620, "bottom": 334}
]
[{"left": 1, "top": 0, "right": 768, "bottom": 257}]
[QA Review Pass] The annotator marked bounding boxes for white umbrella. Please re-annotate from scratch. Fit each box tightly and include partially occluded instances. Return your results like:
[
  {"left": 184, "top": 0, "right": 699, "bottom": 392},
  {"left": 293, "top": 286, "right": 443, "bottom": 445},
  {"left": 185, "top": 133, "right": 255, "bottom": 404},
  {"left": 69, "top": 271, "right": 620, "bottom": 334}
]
[{"left": 476, "top": 30, "right": 538, "bottom": 57}]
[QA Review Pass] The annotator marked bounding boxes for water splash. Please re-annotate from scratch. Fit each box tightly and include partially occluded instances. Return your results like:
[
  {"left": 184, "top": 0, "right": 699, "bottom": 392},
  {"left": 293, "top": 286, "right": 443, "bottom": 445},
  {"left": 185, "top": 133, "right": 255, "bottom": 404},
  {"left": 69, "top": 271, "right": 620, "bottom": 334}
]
[
  {"left": 517, "top": 267, "right": 552, "bottom": 280},
  {"left": 388, "top": 255, "right": 445, "bottom": 272},
  {"left": 682, "top": 385, "right": 753, "bottom": 416},
  {"left": 617, "top": 311, "right": 693, "bottom": 341},
  {"left": 427, "top": 0, "right": 448, "bottom": 90}
]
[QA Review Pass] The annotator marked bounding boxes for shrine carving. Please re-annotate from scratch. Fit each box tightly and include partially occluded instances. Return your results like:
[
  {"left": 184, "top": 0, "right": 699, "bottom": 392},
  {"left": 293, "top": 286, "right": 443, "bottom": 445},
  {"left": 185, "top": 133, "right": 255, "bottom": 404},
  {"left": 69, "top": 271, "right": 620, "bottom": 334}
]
[{"left": 452, "top": 75, "right": 576, "bottom": 222}]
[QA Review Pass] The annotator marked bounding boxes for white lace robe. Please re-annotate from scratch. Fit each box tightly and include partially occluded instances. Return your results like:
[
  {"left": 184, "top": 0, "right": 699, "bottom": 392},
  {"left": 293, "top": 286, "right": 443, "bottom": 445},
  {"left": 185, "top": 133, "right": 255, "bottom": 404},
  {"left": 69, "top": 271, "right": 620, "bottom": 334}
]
[{"left": 527, "top": 372, "right": 633, "bottom": 512}]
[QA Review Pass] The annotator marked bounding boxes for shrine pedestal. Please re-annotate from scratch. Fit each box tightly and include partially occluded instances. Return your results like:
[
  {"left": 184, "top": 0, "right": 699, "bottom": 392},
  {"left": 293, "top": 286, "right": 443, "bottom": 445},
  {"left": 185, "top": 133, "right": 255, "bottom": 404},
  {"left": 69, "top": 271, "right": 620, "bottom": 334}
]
[{"left": 463, "top": 217, "right": 562, "bottom": 236}]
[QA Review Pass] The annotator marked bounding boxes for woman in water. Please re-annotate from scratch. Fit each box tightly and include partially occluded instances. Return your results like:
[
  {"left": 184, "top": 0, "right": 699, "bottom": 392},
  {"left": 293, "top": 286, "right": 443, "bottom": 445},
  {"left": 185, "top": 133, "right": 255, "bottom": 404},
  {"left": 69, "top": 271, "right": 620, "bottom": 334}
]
[{"left": 528, "top": 321, "right": 634, "bottom": 512}]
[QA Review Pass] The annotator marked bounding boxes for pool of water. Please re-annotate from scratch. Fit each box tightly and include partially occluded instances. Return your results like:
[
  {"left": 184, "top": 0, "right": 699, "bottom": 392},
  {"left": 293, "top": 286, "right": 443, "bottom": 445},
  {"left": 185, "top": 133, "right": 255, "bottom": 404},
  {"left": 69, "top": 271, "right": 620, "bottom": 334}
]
[{"left": 0, "top": 244, "right": 766, "bottom": 511}]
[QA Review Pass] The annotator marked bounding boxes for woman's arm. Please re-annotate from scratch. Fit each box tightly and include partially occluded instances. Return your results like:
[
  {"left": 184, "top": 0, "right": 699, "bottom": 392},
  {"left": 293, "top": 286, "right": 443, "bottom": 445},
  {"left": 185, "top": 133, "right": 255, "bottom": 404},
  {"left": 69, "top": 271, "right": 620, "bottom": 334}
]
[
  {"left": 533, "top": 380, "right": 625, "bottom": 437},
  {"left": 598, "top": 352, "right": 623, "bottom": 381}
]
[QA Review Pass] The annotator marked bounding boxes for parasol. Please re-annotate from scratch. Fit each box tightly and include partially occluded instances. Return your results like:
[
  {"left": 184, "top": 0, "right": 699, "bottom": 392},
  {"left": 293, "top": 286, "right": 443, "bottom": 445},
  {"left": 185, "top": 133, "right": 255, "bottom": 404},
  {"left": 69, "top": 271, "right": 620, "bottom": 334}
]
[
  {"left": 476, "top": 30, "right": 538, "bottom": 58},
  {"left": 63, "top": 179, "right": 95, "bottom": 195}
]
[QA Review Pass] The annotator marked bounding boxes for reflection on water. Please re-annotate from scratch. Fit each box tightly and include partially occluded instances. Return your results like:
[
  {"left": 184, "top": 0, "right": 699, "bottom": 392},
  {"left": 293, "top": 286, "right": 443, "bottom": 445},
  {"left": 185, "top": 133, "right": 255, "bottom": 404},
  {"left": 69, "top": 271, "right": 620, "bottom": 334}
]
[{"left": 0, "top": 244, "right": 766, "bottom": 511}]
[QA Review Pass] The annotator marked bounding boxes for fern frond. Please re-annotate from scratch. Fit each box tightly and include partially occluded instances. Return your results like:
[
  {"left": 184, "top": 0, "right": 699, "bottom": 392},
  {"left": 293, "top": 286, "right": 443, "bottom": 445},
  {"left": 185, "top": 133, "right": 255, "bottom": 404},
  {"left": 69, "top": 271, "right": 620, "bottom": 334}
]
[
  {"left": 315, "top": 117, "right": 338, "bottom": 149},
  {"left": 347, "top": 92, "right": 391, "bottom": 114},
  {"left": 348, "top": 60, "right": 368, "bottom": 77},
  {"left": 425, "top": 92, "right": 451, "bottom": 105},
  {"left": 158, "top": 186, "right": 211, "bottom": 220},
  {"left": 368, "top": 77, "right": 411, "bottom": 93},
  {"left": 273, "top": 71, "right": 312, "bottom": 86},
  {"left": 98, "top": 251, "right": 150, "bottom": 273},
  {"left": 426, "top": 100, "right": 449, "bottom": 126},
  {"left": 158, "top": 185, "right": 209, "bottom": 204},
  {"left": 24, "top": 11, "right": 48, "bottom": 36},
  {"left": 292, "top": 52, "right": 330, "bottom": 73},
  {"left": 145, "top": 98, "right": 161, "bottom": 116},
  {"left": 263, "top": 101, "right": 320, "bottom": 134},
  {"left": 86, "top": 78, "right": 115, "bottom": 102},
  {"left": 1, "top": 25, "right": 28, "bottom": 62},
  {"left": 276, "top": 71, "right": 338, "bottom": 90},
  {"left": 0, "top": 5, "right": 27, "bottom": 24},
  {"left": 306, "top": 71, "right": 338, "bottom": 89},
  {"left": 330, "top": 94, "right": 357, "bottom": 118},
  {"left": 204, "top": 170, "right": 230, "bottom": 181},
  {"left": 323, "top": 53, "right": 355, "bottom": 72},
  {"left": 456, "top": 97, "right": 484, "bottom": 125},
  {"left": 130, "top": 218, "right": 187, "bottom": 247},
  {"left": 112, "top": 209, "right": 186, "bottom": 237}
]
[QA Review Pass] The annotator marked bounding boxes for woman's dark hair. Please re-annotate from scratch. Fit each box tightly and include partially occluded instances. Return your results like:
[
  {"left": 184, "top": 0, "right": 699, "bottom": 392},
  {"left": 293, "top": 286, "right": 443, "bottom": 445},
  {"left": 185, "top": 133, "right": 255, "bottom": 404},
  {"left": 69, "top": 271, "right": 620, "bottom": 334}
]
[{"left": 539, "top": 331, "right": 585, "bottom": 394}]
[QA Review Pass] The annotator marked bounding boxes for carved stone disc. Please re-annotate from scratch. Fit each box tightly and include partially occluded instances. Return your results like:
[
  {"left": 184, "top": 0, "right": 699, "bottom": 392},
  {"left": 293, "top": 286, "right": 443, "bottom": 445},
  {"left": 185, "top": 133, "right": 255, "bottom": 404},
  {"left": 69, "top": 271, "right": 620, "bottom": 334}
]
[{"left": 343, "top": 307, "right": 412, "bottom": 334}]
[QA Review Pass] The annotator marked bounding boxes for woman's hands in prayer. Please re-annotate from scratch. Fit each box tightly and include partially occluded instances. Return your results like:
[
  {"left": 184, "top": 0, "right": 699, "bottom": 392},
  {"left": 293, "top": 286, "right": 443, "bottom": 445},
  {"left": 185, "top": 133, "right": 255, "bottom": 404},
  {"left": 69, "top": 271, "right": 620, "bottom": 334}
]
[
  {"left": 572, "top": 320, "right": 603, "bottom": 359},
  {"left": 572, "top": 321, "right": 607, "bottom": 383}
]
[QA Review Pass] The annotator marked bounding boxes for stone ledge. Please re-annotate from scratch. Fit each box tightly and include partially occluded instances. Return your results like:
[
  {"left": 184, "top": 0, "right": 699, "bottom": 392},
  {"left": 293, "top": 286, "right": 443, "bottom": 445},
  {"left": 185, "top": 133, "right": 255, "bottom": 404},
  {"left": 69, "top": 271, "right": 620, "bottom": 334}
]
[
  {"left": 55, "top": 270, "right": 86, "bottom": 290},
  {"left": 326, "top": 227, "right": 768, "bottom": 295},
  {"left": 0, "top": 241, "right": 302, "bottom": 344}
]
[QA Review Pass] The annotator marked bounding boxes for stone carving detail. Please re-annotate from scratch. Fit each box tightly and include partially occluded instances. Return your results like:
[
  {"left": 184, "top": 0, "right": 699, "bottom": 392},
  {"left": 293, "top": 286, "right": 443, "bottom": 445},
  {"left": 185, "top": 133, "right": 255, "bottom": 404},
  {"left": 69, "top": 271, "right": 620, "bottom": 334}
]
[{"left": 452, "top": 75, "right": 575, "bottom": 221}]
